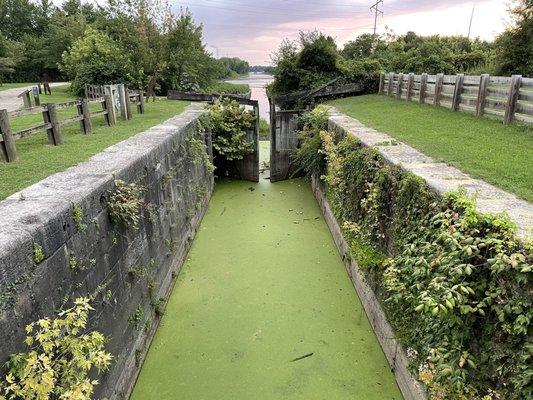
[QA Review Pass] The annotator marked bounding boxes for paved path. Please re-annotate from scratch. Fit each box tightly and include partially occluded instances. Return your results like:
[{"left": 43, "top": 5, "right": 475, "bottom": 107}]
[
  {"left": 0, "top": 83, "right": 66, "bottom": 112},
  {"left": 131, "top": 143, "right": 402, "bottom": 400}
]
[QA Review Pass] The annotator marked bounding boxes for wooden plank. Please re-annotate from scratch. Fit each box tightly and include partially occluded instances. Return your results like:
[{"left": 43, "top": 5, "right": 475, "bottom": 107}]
[
  {"left": 379, "top": 73, "right": 385, "bottom": 94},
  {"left": 406, "top": 73, "right": 414, "bottom": 101},
  {"left": 103, "top": 94, "right": 116, "bottom": 126},
  {"left": 125, "top": 87, "right": 133, "bottom": 120},
  {"left": 504, "top": 75, "right": 522, "bottom": 124},
  {"left": 58, "top": 115, "right": 84, "bottom": 127},
  {"left": 396, "top": 73, "right": 403, "bottom": 99},
  {"left": 43, "top": 103, "right": 62, "bottom": 145},
  {"left": 79, "top": 98, "right": 92, "bottom": 134},
  {"left": 515, "top": 113, "right": 533, "bottom": 124},
  {"left": 489, "top": 76, "right": 512, "bottom": 84},
  {"left": 515, "top": 102, "right": 533, "bottom": 115},
  {"left": 55, "top": 100, "right": 80, "bottom": 110},
  {"left": 8, "top": 105, "right": 45, "bottom": 118},
  {"left": 433, "top": 73, "right": 444, "bottom": 106},
  {"left": 476, "top": 74, "right": 489, "bottom": 117},
  {"left": 12, "top": 123, "right": 51, "bottom": 140},
  {"left": 452, "top": 74, "right": 464, "bottom": 111},
  {"left": 518, "top": 90, "right": 533, "bottom": 102},
  {"left": 387, "top": 73, "right": 394, "bottom": 96},
  {"left": 91, "top": 110, "right": 108, "bottom": 118},
  {"left": 521, "top": 77, "right": 533, "bottom": 87},
  {"left": 419, "top": 73, "right": 428, "bottom": 104},
  {"left": 0, "top": 109, "right": 18, "bottom": 162}
]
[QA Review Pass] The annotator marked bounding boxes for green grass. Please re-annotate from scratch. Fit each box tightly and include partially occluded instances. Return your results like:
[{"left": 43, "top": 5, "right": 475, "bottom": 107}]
[
  {"left": 205, "top": 81, "right": 250, "bottom": 95},
  {"left": 131, "top": 159, "right": 402, "bottom": 399},
  {"left": 0, "top": 99, "right": 189, "bottom": 200},
  {"left": 329, "top": 94, "right": 533, "bottom": 202},
  {"left": 9, "top": 85, "right": 92, "bottom": 132},
  {"left": 0, "top": 82, "right": 35, "bottom": 91}
]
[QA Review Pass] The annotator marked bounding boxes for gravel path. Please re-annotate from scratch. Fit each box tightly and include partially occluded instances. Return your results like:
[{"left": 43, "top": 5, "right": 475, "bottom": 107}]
[{"left": 0, "top": 83, "right": 67, "bottom": 112}]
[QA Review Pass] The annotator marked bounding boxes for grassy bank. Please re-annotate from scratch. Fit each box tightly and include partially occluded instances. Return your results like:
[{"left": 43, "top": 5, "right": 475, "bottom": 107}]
[
  {"left": 205, "top": 81, "right": 250, "bottom": 95},
  {"left": 0, "top": 99, "right": 189, "bottom": 200},
  {"left": 329, "top": 94, "right": 533, "bottom": 202}
]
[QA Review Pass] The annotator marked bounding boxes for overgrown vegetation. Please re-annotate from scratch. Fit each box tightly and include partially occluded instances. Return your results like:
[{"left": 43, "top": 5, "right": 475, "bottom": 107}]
[
  {"left": 293, "top": 106, "right": 532, "bottom": 399},
  {"left": 107, "top": 180, "right": 146, "bottom": 230},
  {"left": 329, "top": 95, "right": 533, "bottom": 202},
  {"left": 0, "top": 297, "right": 112, "bottom": 400},
  {"left": 203, "top": 98, "right": 255, "bottom": 176},
  {"left": 269, "top": 2, "right": 532, "bottom": 97}
]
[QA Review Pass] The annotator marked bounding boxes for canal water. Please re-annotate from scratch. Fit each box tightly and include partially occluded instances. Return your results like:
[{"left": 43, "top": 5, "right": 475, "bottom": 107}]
[
  {"left": 226, "top": 73, "right": 273, "bottom": 120},
  {"left": 130, "top": 141, "right": 403, "bottom": 399}
]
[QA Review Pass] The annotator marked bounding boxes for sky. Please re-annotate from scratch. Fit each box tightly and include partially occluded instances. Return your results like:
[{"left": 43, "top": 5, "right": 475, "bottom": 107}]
[{"left": 167, "top": 0, "right": 513, "bottom": 65}]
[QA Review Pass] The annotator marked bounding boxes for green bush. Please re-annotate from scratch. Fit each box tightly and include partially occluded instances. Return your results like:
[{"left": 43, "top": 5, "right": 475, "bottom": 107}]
[
  {"left": 204, "top": 98, "right": 255, "bottom": 162},
  {"left": 107, "top": 180, "right": 146, "bottom": 230},
  {"left": 61, "top": 27, "right": 142, "bottom": 96},
  {"left": 296, "top": 109, "right": 532, "bottom": 400}
]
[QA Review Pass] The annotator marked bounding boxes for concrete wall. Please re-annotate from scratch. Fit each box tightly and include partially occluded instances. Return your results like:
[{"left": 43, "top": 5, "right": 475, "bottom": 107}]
[{"left": 0, "top": 104, "right": 214, "bottom": 399}]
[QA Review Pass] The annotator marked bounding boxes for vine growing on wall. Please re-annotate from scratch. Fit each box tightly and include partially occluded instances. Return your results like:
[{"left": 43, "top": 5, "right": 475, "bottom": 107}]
[
  {"left": 107, "top": 180, "right": 146, "bottom": 230},
  {"left": 0, "top": 298, "right": 112, "bottom": 400},
  {"left": 294, "top": 109, "right": 532, "bottom": 400}
]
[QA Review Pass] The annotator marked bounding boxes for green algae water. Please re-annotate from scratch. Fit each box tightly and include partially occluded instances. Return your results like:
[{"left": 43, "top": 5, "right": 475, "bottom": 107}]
[{"left": 131, "top": 142, "right": 402, "bottom": 400}]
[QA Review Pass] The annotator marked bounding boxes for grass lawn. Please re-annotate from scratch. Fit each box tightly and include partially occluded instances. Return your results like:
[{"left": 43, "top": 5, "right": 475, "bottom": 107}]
[
  {"left": 0, "top": 98, "right": 189, "bottom": 200},
  {"left": 329, "top": 94, "right": 533, "bottom": 202},
  {"left": 0, "top": 82, "right": 35, "bottom": 91}
]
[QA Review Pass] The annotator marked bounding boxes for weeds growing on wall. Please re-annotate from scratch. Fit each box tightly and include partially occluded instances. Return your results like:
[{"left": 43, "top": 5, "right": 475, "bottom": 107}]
[
  {"left": 293, "top": 107, "right": 532, "bottom": 400},
  {"left": 107, "top": 180, "right": 146, "bottom": 230},
  {"left": 0, "top": 297, "right": 112, "bottom": 400}
]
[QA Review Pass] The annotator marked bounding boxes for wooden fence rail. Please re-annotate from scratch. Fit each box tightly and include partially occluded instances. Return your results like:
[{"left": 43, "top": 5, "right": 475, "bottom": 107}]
[{"left": 379, "top": 72, "right": 533, "bottom": 125}]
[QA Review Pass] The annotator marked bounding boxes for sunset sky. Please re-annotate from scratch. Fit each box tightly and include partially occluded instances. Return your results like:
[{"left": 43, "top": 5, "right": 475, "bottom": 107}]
[{"left": 169, "top": 0, "right": 513, "bottom": 65}]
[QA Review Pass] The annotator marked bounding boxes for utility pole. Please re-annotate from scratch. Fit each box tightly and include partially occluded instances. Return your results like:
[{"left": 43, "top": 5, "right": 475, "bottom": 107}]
[
  {"left": 370, "top": 0, "right": 384, "bottom": 37},
  {"left": 467, "top": 6, "right": 475, "bottom": 39}
]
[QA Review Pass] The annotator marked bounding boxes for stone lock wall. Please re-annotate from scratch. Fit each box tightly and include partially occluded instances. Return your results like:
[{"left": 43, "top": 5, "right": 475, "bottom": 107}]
[{"left": 0, "top": 104, "right": 214, "bottom": 399}]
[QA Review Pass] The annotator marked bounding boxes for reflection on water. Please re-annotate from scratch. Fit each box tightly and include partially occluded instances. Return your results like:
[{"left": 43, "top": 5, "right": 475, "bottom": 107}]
[{"left": 225, "top": 73, "right": 273, "bottom": 120}]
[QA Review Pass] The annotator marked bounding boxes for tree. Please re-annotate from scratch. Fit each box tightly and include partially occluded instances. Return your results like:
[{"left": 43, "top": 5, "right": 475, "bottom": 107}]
[
  {"left": 163, "top": 9, "right": 221, "bottom": 91},
  {"left": 341, "top": 34, "right": 376, "bottom": 59},
  {"left": 495, "top": 0, "right": 533, "bottom": 76},
  {"left": 61, "top": 26, "right": 141, "bottom": 95}
]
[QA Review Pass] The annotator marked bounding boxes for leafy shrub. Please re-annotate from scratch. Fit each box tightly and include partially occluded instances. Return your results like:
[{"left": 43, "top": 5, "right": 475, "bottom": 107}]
[
  {"left": 295, "top": 109, "right": 533, "bottom": 399},
  {"left": 107, "top": 180, "right": 146, "bottom": 230},
  {"left": 204, "top": 98, "right": 255, "bottom": 162},
  {"left": 0, "top": 297, "right": 112, "bottom": 400},
  {"left": 61, "top": 27, "right": 142, "bottom": 96},
  {"left": 291, "top": 106, "right": 329, "bottom": 177},
  {"left": 259, "top": 118, "right": 269, "bottom": 140}
]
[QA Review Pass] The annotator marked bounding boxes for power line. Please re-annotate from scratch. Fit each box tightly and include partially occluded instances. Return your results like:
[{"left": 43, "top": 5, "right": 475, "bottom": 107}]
[
  {"left": 467, "top": 6, "right": 475, "bottom": 39},
  {"left": 370, "top": 0, "right": 384, "bottom": 36}
]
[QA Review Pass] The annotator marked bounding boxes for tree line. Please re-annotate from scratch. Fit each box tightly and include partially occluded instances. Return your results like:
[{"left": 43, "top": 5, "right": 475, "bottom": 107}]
[
  {"left": 0, "top": 0, "right": 250, "bottom": 94},
  {"left": 269, "top": 0, "right": 532, "bottom": 96}
]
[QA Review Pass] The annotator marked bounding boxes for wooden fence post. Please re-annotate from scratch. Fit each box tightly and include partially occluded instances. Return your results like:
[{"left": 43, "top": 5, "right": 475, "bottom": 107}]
[
  {"left": 396, "top": 73, "right": 403, "bottom": 99},
  {"left": 387, "top": 73, "right": 394, "bottom": 96},
  {"left": 434, "top": 73, "right": 444, "bottom": 106},
  {"left": 37, "top": 83, "right": 42, "bottom": 94},
  {"left": 419, "top": 73, "right": 428, "bottom": 104},
  {"left": 452, "top": 73, "right": 464, "bottom": 111},
  {"left": 43, "top": 103, "right": 62, "bottom": 145},
  {"left": 0, "top": 109, "right": 18, "bottom": 162},
  {"left": 504, "top": 74, "right": 522, "bottom": 124},
  {"left": 124, "top": 88, "right": 133, "bottom": 120},
  {"left": 476, "top": 74, "right": 489, "bottom": 117},
  {"left": 378, "top": 73, "right": 385, "bottom": 94},
  {"left": 406, "top": 73, "right": 414, "bottom": 101},
  {"left": 103, "top": 94, "right": 116, "bottom": 126},
  {"left": 20, "top": 90, "right": 32, "bottom": 108},
  {"left": 138, "top": 89, "right": 145, "bottom": 114},
  {"left": 78, "top": 98, "right": 92, "bottom": 134}
]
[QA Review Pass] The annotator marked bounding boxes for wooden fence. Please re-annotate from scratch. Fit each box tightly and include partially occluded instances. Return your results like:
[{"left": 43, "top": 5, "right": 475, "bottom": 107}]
[
  {"left": 379, "top": 72, "right": 533, "bottom": 125},
  {"left": 0, "top": 88, "right": 145, "bottom": 163}
]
